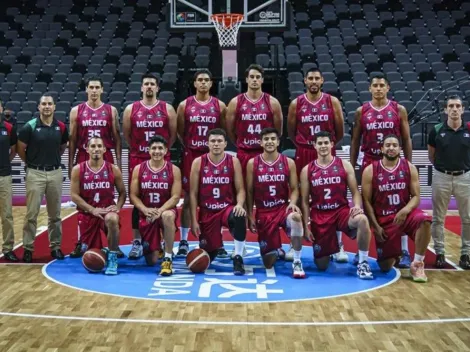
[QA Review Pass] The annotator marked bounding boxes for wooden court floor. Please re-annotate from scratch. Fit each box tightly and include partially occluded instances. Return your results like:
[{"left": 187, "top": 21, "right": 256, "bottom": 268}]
[{"left": 0, "top": 207, "right": 468, "bottom": 352}]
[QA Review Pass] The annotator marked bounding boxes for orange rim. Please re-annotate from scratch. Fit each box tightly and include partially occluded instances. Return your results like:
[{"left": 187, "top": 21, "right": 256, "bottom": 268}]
[{"left": 211, "top": 13, "right": 244, "bottom": 28}]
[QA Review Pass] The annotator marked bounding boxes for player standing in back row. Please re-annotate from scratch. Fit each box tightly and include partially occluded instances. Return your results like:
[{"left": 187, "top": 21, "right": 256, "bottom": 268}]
[
  {"left": 68, "top": 76, "right": 123, "bottom": 258},
  {"left": 123, "top": 73, "right": 177, "bottom": 260},
  {"left": 287, "top": 67, "right": 347, "bottom": 263},
  {"left": 176, "top": 69, "right": 226, "bottom": 257},
  {"left": 350, "top": 74, "right": 413, "bottom": 268}
]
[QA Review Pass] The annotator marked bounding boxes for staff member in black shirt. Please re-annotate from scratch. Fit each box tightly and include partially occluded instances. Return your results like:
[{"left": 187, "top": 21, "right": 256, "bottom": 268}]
[
  {"left": 17, "top": 95, "right": 69, "bottom": 262},
  {"left": 0, "top": 101, "right": 18, "bottom": 261},
  {"left": 428, "top": 95, "right": 470, "bottom": 269}
]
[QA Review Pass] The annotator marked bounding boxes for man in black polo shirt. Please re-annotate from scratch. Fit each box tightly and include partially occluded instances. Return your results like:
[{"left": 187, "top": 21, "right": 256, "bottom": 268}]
[
  {"left": 428, "top": 95, "right": 470, "bottom": 269},
  {"left": 0, "top": 101, "right": 18, "bottom": 261},
  {"left": 17, "top": 95, "right": 69, "bottom": 262}
]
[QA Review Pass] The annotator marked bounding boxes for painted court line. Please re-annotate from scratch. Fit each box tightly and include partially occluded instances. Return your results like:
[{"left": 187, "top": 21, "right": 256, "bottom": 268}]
[{"left": 0, "top": 311, "right": 468, "bottom": 326}]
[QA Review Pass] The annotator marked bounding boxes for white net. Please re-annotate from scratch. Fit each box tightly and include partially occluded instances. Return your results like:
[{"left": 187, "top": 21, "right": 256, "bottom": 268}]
[{"left": 210, "top": 14, "right": 244, "bottom": 47}]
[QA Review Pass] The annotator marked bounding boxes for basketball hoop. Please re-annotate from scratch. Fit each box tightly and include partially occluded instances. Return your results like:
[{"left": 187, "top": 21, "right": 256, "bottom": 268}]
[{"left": 210, "top": 13, "right": 244, "bottom": 47}]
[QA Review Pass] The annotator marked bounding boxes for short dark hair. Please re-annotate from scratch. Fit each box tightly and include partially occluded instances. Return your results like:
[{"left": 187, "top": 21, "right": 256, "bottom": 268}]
[
  {"left": 39, "top": 95, "right": 55, "bottom": 104},
  {"left": 87, "top": 136, "right": 104, "bottom": 147},
  {"left": 148, "top": 135, "right": 168, "bottom": 148},
  {"left": 245, "top": 64, "right": 264, "bottom": 78},
  {"left": 260, "top": 127, "right": 279, "bottom": 139},
  {"left": 370, "top": 73, "right": 389, "bottom": 85},
  {"left": 446, "top": 95, "right": 464, "bottom": 107},
  {"left": 305, "top": 67, "right": 322, "bottom": 78},
  {"left": 85, "top": 76, "right": 104, "bottom": 88},
  {"left": 207, "top": 128, "right": 227, "bottom": 140},
  {"left": 314, "top": 131, "right": 332, "bottom": 142},
  {"left": 193, "top": 69, "right": 213, "bottom": 81},
  {"left": 382, "top": 134, "right": 401, "bottom": 146},
  {"left": 142, "top": 73, "right": 160, "bottom": 85}
]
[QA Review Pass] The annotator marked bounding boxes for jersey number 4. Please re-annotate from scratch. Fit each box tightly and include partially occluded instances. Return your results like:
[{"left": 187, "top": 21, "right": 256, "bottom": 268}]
[{"left": 247, "top": 124, "right": 261, "bottom": 134}]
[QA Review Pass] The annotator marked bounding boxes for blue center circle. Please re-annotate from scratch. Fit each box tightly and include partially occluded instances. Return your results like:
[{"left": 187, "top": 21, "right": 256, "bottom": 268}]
[{"left": 43, "top": 242, "right": 400, "bottom": 303}]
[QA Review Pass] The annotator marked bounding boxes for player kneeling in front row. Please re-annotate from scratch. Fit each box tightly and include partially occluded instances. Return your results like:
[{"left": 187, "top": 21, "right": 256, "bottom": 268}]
[
  {"left": 70, "top": 137, "right": 127, "bottom": 275},
  {"left": 300, "top": 131, "right": 373, "bottom": 279},
  {"left": 190, "top": 128, "right": 247, "bottom": 275},
  {"left": 246, "top": 127, "right": 305, "bottom": 278},
  {"left": 362, "top": 134, "right": 431, "bottom": 282},
  {"left": 130, "top": 135, "right": 181, "bottom": 276}
]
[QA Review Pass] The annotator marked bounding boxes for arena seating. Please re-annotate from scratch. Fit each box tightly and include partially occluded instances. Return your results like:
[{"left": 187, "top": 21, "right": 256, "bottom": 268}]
[{"left": 0, "top": 0, "right": 469, "bottom": 152}]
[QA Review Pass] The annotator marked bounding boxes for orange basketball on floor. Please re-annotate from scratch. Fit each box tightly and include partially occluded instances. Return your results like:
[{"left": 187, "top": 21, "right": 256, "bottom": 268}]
[
  {"left": 186, "top": 248, "right": 210, "bottom": 273},
  {"left": 82, "top": 248, "right": 107, "bottom": 273}
]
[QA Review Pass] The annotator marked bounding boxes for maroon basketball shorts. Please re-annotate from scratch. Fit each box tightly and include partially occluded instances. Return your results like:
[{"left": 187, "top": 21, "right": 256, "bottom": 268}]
[
  {"left": 77, "top": 211, "right": 120, "bottom": 250},
  {"left": 310, "top": 206, "right": 356, "bottom": 259},
  {"left": 138, "top": 209, "right": 178, "bottom": 254},
  {"left": 256, "top": 204, "right": 291, "bottom": 255},
  {"left": 375, "top": 208, "right": 431, "bottom": 261},
  {"left": 295, "top": 146, "right": 337, "bottom": 176},
  {"left": 198, "top": 206, "right": 234, "bottom": 253},
  {"left": 237, "top": 148, "right": 262, "bottom": 177},
  {"left": 182, "top": 147, "right": 206, "bottom": 193},
  {"left": 76, "top": 150, "right": 114, "bottom": 165}
]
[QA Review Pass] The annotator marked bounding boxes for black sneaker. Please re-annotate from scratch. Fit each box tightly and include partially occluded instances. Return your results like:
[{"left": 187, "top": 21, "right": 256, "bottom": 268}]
[
  {"left": 69, "top": 242, "right": 85, "bottom": 258},
  {"left": 217, "top": 247, "right": 229, "bottom": 258},
  {"left": 3, "top": 251, "right": 19, "bottom": 262},
  {"left": 51, "top": 249, "right": 65, "bottom": 260},
  {"left": 233, "top": 254, "right": 245, "bottom": 275},
  {"left": 23, "top": 249, "right": 33, "bottom": 263},
  {"left": 435, "top": 254, "right": 446, "bottom": 268},
  {"left": 176, "top": 240, "right": 189, "bottom": 257},
  {"left": 116, "top": 247, "right": 126, "bottom": 259},
  {"left": 459, "top": 254, "right": 470, "bottom": 270}
]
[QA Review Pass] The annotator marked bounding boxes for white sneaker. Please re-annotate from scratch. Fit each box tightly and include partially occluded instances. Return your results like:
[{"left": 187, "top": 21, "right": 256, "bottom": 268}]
[
  {"left": 332, "top": 243, "right": 349, "bottom": 263},
  {"left": 292, "top": 260, "right": 306, "bottom": 279},
  {"left": 230, "top": 246, "right": 248, "bottom": 259},
  {"left": 357, "top": 261, "right": 374, "bottom": 280},
  {"left": 284, "top": 246, "right": 295, "bottom": 262}
]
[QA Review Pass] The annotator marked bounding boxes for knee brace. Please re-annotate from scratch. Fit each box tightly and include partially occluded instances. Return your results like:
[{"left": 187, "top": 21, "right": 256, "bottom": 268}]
[
  {"left": 286, "top": 214, "right": 303, "bottom": 237},
  {"left": 228, "top": 211, "right": 246, "bottom": 241},
  {"left": 132, "top": 206, "right": 139, "bottom": 229}
]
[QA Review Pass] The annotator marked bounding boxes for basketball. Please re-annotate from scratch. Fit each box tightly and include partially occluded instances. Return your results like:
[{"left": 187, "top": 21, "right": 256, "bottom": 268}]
[
  {"left": 186, "top": 248, "right": 210, "bottom": 273},
  {"left": 82, "top": 249, "right": 107, "bottom": 273}
]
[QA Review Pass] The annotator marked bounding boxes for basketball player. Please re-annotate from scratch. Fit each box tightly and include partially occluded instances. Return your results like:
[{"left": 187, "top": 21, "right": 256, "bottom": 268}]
[
  {"left": 70, "top": 137, "right": 126, "bottom": 275},
  {"left": 68, "top": 76, "right": 123, "bottom": 258},
  {"left": 189, "top": 128, "right": 247, "bottom": 275},
  {"left": 122, "top": 73, "right": 177, "bottom": 260},
  {"left": 287, "top": 67, "right": 347, "bottom": 263},
  {"left": 225, "top": 64, "right": 283, "bottom": 258},
  {"left": 130, "top": 135, "right": 181, "bottom": 276},
  {"left": 300, "top": 131, "right": 373, "bottom": 279},
  {"left": 246, "top": 127, "right": 305, "bottom": 278},
  {"left": 176, "top": 69, "right": 226, "bottom": 257},
  {"left": 350, "top": 74, "right": 413, "bottom": 268},
  {"left": 362, "top": 134, "right": 431, "bottom": 282}
]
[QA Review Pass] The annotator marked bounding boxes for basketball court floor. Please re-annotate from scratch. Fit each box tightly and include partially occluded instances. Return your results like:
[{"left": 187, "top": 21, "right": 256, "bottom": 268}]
[{"left": 0, "top": 205, "right": 468, "bottom": 352}]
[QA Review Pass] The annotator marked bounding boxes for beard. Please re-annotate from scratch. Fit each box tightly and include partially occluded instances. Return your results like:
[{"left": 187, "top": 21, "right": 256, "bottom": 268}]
[{"left": 384, "top": 153, "right": 399, "bottom": 161}]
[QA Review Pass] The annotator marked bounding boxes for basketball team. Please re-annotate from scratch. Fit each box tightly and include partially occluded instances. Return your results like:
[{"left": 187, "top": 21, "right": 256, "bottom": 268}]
[{"left": 9, "top": 64, "right": 468, "bottom": 282}]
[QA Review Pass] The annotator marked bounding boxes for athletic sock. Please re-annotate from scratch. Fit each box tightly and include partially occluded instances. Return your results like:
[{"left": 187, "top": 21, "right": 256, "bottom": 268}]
[
  {"left": 401, "top": 235, "right": 409, "bottom": 252},
  {"left": 358, "top": 250, "right": 369, "bottom": 263},
  {"left": 180, "top": 227, "right": 189, "bottom": 241},
  {"left": 414, "top": 254, "right": 425, "bottom": 263}
]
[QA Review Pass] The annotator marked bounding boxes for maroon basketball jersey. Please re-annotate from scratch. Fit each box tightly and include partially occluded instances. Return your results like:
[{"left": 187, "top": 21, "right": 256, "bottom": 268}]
[
  {"left": 77, "top": 103, "right": 114, "bottom": 152},
  {"left": 130, "top": 100, "right": 169, "bottom": 158},
  {"left": 184, "top": 96, "right": 221, "bottom": 151},
  {"left": 78, "top": 161, "right": 115, "bottom": 213},
  {"left": 138, "top": 160, "right": 174, "bottom": 209},
  {"left": 198, "top": 153, "right": 235, "bottom": 211},
  {"left": 295, "top": 93, "right": 336, "bottom": 148},
  {"left": 234, "top": 93, "right": 274, "bottom": 151},
  {"left": 253, "top": 154, "right": 290, "bottom": 211},
  {"left": 371, "top": 158, "right": 411, "bottom": 216},
  {"left": 360, "top": 100, "right": 401, "bottom": 160},
  {"left": 308, "top": 157, "right": 348, "bottom": 211}
]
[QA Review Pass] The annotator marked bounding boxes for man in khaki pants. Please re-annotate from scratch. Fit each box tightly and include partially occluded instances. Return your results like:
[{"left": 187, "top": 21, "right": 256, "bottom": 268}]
[
  {"left": 17, "top": 95, "right": 69, "bottom": 262},
  {"left": 428, "top": 95, "right": 470, "bottom": 269},
  {"left": 0, "top": 100, "right": 18, "bottom": 261}
]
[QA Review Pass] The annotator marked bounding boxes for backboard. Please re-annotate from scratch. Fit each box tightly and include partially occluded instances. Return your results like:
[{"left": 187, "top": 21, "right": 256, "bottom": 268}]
[{"left": 168, "top": 0, "right": 289, "bottom": 30}]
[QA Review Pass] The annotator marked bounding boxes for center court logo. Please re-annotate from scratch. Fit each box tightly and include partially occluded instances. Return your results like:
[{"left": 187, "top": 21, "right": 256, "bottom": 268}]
[{"left": 43, "top": 242, "right": 399, "bottom": 303}]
